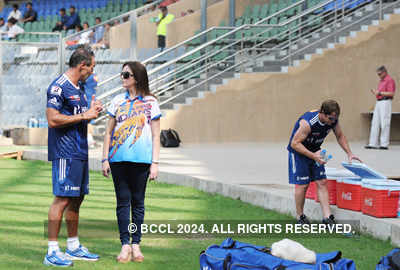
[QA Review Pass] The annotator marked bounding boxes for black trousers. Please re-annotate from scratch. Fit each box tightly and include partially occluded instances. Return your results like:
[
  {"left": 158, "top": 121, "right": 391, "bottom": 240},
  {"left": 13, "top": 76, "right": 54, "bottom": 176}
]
[
  {"left": 110, "top": 162, "right": 150, "bottom": 245},
  {"left": 157, "top": 35, "right": 166, "bottom": 50}
]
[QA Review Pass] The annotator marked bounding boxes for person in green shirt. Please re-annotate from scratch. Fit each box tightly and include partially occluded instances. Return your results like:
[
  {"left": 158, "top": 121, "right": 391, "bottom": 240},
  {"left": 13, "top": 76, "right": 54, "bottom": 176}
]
[{"left": 155, "top": 6, "right": 174, "bottom": 51}]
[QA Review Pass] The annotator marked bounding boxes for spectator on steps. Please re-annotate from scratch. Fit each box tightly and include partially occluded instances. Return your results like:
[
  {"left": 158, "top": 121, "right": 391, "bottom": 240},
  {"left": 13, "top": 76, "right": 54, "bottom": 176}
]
[
  {"left": 79, "top": 22, "right": 92, "bottom": 45},
  {"left": 52, "top": 8, "right": 69, "bottom": 32},
  {"left": 365, "top": 66, "right": 396, "bottom": 150},
  {"left": 155, "top": 6, "right": 174, "bottom": 51},
  {"left": 66, "top": 24, "right": 82, "bottom": 50},
  {"left": 21, "top": 2, "right": 37, "bottom": 23},
  {"left": 4, "top": 17, "right": 24, "bottom": 40},
  {"left": 90, "top": 17, "right": 105, "bottom": 45},
  {"left": 64, "top": 6, "right": 80, "bottom": 31},
  {"left": 91, "top": 22, "right": 111, "bottom": 50},
  {"left": 7, "top": 4, "right": 22, "bottom": 22}
]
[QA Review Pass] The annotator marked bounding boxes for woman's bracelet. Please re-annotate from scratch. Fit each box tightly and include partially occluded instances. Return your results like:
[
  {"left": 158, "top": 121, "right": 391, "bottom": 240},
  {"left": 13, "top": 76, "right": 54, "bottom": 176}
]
[
  {"left": 101, "top": 158, "right": 108, "bottom": 163},
  {"left": 152, "top": 160, "right": 160, "bottom": 164}
]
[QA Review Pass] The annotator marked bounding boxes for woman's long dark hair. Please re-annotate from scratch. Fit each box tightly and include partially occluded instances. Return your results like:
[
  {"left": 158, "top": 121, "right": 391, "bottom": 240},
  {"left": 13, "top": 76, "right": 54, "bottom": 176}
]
[{"left": 122, "top": 61, "right": 155, "bottom": 97}]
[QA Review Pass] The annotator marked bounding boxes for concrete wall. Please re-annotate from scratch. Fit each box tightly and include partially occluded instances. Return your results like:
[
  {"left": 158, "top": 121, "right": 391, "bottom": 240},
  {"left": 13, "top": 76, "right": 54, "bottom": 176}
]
[
  {"left": 110, "top": 0, "right": 270, "bottom": 49},
  {"left": 137, "top": 0, "right": 212, "bottom": 48},
  {"left": 137, "top": 0, "right": 269, "bottom": 49},
  {"left": 161, "top": 14, "right": 400, "bottom": 143},
  {"left": 110, "top": 21, "right": 131, "bottom": 49},
  {"left": 10, "top": 128, "right": 48, "bottom": 146}
]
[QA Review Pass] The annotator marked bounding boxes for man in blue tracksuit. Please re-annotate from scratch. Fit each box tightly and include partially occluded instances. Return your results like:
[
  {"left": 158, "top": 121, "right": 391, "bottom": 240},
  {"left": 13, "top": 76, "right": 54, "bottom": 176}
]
[
  {"left": 44, "top": 46, "right": 102, "bottom": 267},
  {"left": 288, "top": 100, "right": 362, "bottom": 225}
]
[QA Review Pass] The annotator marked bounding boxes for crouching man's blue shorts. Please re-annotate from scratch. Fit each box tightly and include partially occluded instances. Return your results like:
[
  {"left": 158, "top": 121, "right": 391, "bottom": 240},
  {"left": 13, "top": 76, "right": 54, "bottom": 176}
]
[
  {"left": 52, "top": 158, "right": 89, "bottom": 197},
  {"left": 288, "top": 151, "right": 326, "bottom": 185}
]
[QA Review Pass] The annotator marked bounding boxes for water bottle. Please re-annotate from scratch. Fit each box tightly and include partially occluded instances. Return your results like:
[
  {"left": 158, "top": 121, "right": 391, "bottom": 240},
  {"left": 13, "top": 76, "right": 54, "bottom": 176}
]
[
  {"left": 316, "top": 149, "right": 332, "bottom": 167},
  {"left": 28, "top": 116, "right": 38, "bottom": 128},
  {"left": 41, "top": 117, "right": 48, "bottom": 128}
]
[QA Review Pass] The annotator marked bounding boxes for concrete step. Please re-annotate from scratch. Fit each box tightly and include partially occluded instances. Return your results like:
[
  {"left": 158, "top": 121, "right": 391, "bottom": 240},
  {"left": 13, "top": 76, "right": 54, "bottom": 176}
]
[
  {"left": 257, "top": 64, "right": 283, "bottom": 72},
  {"left": 160, "top": 101, "right": 184, "bottom": 110},
  {"left": 200, "top": 71, "right": 235, "bottom": 79},
  {"left": 188, "top": 77, "right": 223, "bottom": 85}
]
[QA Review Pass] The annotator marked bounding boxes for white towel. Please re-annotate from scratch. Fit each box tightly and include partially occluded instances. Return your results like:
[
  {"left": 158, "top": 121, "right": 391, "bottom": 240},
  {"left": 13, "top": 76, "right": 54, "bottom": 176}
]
[{"left": 271, "top": 238, "right": 316, "bottom": 264}]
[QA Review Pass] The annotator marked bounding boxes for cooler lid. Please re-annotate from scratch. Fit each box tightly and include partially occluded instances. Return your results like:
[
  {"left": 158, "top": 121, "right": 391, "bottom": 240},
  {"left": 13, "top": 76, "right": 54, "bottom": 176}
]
[
  {"left": 325, "top": 167, "right": 356, "bottom": 178},
  {"left": 341, "top": 177, "right": 362, "bottom": 185},
  {"left": 341, "top": 162, "right": 386, "bottom": 179},
  {"left": 363, "top": 179, "right": 400, "bottom": 186},
  {"left": 362, "top": 179, "right": 400, "bottom": 190}
]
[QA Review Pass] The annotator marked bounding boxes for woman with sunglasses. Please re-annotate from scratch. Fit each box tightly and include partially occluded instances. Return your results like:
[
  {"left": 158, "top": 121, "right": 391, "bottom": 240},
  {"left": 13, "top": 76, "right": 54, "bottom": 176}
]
[{"left": 102, "top": 61, "right": 161, "bottom": 263}]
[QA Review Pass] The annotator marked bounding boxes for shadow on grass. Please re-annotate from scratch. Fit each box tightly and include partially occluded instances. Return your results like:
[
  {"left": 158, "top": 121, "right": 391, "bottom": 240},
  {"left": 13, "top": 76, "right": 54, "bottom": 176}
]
[
  {"left": 6, "top": 191, "right": 53, "bottom": 199},
  {"left": 2, "top": 206, "right": 48, "bottom": 217},
  {"left": 146, "top": 192, "right": 203, "bottom": 200},
  {"left": 0, "top": 160, "right": 51, "bottom": 192}
]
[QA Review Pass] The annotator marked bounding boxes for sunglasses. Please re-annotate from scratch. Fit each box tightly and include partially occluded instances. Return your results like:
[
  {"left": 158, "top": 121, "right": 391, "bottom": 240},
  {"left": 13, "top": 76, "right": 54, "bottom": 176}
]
[
  {"left": 121, "top": 71, "right": 134, "bottom": 79},
  {"left": 323, "top": 111, "right": 337, "bottom": 121},
  {"left": 327, "top": 116, "right": 337, "bottom": 121}
]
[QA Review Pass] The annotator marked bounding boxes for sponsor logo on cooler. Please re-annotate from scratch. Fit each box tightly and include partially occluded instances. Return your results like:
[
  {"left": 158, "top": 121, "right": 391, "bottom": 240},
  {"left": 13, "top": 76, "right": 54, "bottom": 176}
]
[
  {"left": 342, "top": 192, "right": 352, "bottom": 201},
  {"left": 364, "top": 198, "right": 373, "bottom": 207}
]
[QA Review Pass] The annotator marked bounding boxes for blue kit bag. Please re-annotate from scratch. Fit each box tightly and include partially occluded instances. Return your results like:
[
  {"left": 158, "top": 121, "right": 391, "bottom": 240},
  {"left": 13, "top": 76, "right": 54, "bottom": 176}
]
[
  {"left": 376, "top": 249, "right": 400, "bottom": 270},
  {"left": 199, "top": 238, "right": 356, "bottom": 270}
]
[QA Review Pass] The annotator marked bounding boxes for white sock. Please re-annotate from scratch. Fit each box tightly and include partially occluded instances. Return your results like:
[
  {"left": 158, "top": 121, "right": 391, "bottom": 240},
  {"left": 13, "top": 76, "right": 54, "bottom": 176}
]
[
  {"left": 48, "top": 241, "right": 60, "bottom": 255},
  {"left": 67, "top": 237, "right": 80, "bottom": 251}
]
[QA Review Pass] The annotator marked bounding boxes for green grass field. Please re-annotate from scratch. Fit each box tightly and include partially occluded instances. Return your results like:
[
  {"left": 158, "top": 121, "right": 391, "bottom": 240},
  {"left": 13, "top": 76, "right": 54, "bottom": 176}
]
[{"left": 0, "top": 158, "right": 394, "bottom": 269}]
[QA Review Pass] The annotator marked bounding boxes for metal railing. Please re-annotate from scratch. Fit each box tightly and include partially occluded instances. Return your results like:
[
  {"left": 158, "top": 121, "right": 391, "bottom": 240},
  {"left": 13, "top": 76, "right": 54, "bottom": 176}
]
[
  {"left": 0, "top": 33, "right": 62, "bottom": 128},
  {"left": 93, "top": 0, "right": 399, "bottom": 124}
]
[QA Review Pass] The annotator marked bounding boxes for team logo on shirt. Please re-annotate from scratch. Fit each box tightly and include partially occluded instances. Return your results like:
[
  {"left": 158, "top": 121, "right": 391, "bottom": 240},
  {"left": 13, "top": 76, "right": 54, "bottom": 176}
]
[
  {"left": 109, "top": 101, "right": 148, "bottom": 159},
  {"left": 50, "top": 86, "right": 62, "bottom": 96},
  {"left": 69, "top": 95, "right": 80, "bottom": 101},
  {"left": 48, "top": 97, "right": 59, "bottom": 106}
]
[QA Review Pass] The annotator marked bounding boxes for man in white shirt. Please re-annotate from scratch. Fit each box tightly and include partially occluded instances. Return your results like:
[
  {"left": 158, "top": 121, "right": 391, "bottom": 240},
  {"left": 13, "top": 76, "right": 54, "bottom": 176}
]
[
  {"left": 5, "top": 18, "right": 24, "bottom": 40},
  {"left": 7, "top": 4, "right": 22, "bottom": 21}
]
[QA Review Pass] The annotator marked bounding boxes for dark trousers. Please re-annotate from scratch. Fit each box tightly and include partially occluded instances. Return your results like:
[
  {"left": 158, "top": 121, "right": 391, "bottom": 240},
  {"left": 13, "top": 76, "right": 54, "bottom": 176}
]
[
  {"left": 157, "top": 35, "right": 166, "bottom": 51},
  {"left": 110, "top": 162, "right": 150, "bottom": 245}
]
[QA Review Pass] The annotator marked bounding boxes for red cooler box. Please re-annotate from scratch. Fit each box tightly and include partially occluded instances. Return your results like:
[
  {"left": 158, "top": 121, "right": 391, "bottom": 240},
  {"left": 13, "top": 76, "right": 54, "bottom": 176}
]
[
  {"left": 315, "top": 168, "right": 358, "bottom": 205},
  {"left": 315, "top": 179, "right": 337, "bottom": 205},
  {"left": 336, "top": 177, "right": 362, "bottom": 211},
  {"left": 305, "top": 168, "right": 355, "bottom": 203},
  {"left": 361, "top": 179, "right": 400, "bottom": 218},
  {"left": 305, "top": 182, "right": 316, "bottom": 200}
]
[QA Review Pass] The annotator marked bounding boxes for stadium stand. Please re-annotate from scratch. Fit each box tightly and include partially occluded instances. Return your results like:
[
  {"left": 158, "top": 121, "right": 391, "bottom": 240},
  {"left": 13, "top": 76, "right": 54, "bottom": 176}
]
[
  {"left": 0, "top": 0, "right": 166, "bottom": 128},
  {"left": 0, "top": 0, "right": 149, "bottom": 42}
]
